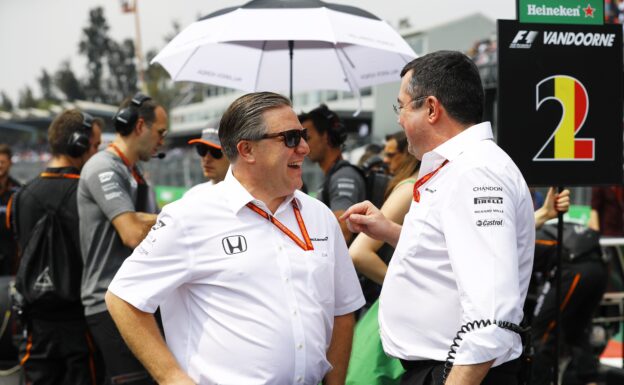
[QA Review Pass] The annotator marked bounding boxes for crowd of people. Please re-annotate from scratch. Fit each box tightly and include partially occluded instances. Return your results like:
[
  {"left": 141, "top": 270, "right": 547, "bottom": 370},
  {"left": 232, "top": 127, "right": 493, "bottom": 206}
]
[{"left": 0, "top": 50, "right": 617, "bottom": 385}]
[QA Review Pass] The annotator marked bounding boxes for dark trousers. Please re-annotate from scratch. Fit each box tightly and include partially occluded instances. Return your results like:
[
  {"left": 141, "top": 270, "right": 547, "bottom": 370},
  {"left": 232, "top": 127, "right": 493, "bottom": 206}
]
[
  {"left": 19, "top": 317, "right": 102, "bottom": 385},
  {"left": 86, "top": 311, "right": 153, "bottom": 385},
  {"left": 530, "top": 260, "right": 607, "bottom": 385},
  {"left": 399, "top": 358, "right": 520, "bottom": 385}
]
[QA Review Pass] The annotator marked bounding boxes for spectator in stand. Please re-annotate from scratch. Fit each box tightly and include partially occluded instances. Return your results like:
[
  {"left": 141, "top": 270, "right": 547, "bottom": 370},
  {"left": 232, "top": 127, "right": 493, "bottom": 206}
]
[{"left": 0, "top": 144, "right": 21, "bottom": 276}]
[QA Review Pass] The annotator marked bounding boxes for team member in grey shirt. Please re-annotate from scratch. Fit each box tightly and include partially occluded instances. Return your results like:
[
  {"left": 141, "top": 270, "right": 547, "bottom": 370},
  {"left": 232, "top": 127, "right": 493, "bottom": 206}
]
[
  {"left": 299, "top": 105, "right": 366, "bottom": 244},
  {"left": 78, "top": 93, "right": 167, "bottom": 384}
]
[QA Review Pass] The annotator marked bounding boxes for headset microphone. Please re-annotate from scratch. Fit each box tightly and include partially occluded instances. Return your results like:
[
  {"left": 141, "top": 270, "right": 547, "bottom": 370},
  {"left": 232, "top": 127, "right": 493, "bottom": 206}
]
[{"left": 152, "top": 153, "right": 166, "bottom": 159}]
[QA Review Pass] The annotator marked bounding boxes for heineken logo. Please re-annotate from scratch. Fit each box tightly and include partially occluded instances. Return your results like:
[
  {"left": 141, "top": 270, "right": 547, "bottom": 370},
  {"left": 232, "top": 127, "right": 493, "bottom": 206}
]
[{"left": 527, "top": 4, "right": 580, "bottom": 17}]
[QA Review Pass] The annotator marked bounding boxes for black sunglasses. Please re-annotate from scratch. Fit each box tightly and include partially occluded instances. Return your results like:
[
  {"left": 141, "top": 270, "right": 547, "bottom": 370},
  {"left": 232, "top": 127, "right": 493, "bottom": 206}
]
[
  {"left": 195, "top": 144, "right": 223, "bottom": 159},
  {"left": 253, "top": 128, "right": 308, "bottom": 148}
]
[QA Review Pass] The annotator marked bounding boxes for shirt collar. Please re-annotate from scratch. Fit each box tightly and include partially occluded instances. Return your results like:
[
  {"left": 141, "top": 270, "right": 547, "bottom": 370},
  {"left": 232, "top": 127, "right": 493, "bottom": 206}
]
[
  {"left": 223, "top": 168, "right": 303, "bottom": 215},
  {"left": 420, "top": 122, "right": 493, "bottom": 174}
]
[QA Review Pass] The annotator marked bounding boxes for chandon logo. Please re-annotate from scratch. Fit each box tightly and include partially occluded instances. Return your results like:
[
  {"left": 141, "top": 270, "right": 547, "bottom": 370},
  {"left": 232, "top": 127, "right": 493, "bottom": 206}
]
[{"left": 222, "top": 235, "right": 248, "bottom": 255}]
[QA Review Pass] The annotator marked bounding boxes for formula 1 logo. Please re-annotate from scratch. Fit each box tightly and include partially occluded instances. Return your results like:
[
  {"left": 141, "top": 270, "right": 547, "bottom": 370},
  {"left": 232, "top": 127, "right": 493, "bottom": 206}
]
[
  {"left": 533, "top": 75, "right": 594, "bottom": 161},
  {"left": 510, "top": 30, "right": 538, "bottom": 48},
  {"left": 222, "top": 235, "right": 247, "bottom": 255}
]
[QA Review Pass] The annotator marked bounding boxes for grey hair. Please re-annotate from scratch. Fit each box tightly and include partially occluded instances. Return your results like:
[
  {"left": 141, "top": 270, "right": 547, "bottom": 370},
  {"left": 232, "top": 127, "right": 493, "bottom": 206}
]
[{"left": 218, "top": 92, "right": 292, "bottom": 161}]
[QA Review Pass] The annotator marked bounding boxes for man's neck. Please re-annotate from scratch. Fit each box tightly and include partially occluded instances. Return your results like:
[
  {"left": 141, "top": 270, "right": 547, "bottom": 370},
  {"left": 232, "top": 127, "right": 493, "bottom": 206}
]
[
  {"left": 0, "top": 174, "right": 9, "bottom": 193},
  {"left": 110, "top": 136, "right": 138, "bottom": 166},
  {"left": 320, "top": 151, "right": 342, "bottom": 175},
  {"left": 232, "top": 167, "right": 287, "bottom": 214},
  {"left": 48, "top": 155, "right": 81, "bottom": 171}
]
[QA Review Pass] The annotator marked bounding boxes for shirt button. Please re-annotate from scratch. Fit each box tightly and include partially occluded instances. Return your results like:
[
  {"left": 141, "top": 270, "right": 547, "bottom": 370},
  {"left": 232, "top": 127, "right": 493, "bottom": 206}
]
[
  {"left": 297, "top": 376, "right": 303, "bottom": 383},
  {"left": 285, "top": 278, "right": 289, "bottom": 283},
  {"left": 278, "top": 245, "right": 283, "bottom": 251},
  {"left": 292, "top": 310, "right": 297, "bottom": 315},
  {"left": 297, "top": 343, "right": 303, "bottom": 350}
]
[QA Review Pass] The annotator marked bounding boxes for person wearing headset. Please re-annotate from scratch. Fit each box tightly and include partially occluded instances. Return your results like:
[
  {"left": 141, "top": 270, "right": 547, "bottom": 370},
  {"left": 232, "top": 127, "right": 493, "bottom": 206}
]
[
  {"left": 188, "top": 127, "right": 229, "bottom": 184},
  {"left": 299, "top": 105, "right": 366, "bottom": 245},
  {"left": 12, "top": 109, "right": 102, "bottom": 384},
  {"left": 78, "top": 93, "right": 167, "bottom": 384}
]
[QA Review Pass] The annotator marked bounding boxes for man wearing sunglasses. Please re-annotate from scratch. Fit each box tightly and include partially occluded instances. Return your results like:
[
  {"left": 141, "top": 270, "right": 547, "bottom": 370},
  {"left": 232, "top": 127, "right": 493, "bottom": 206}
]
[
  {"left": 106, "top": 92, "right": 365, "bottom": 385},
  {"left": 188, "top": 128, "right": 229, "bottom": 184}
]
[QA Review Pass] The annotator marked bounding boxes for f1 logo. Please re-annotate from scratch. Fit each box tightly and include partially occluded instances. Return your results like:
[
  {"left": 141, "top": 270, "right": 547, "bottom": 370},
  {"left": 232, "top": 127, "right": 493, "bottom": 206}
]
[
  {"left": 510, "top": 30, "right": 538, "bottom": 48},
  {"left": 222, "top": 235, "right": 247, "bottom": 255}
]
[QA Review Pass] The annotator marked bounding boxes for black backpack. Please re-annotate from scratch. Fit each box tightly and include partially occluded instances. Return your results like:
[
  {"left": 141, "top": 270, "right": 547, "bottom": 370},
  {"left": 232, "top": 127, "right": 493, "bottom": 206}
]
[
  {"left": 322, "top": 160, "right": 392, "bottom": 209},
  {"left": 14, "top": 186, "right": 81, "bottom": 310}
]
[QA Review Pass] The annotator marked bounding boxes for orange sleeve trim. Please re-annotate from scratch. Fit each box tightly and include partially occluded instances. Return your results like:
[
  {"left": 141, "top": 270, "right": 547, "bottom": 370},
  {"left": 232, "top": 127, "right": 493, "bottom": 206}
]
[
  {"left": 540, "top": 273, "right": 582, "bottom": 344},
  {"left": 536, "top": 239, "right": 558, "bottom": 246},
  {"left": 20, "top": 333, "right": 32, "bottom": 366},
  {"left": 5, "top": 194, "right": 13, "bottom": 230}
]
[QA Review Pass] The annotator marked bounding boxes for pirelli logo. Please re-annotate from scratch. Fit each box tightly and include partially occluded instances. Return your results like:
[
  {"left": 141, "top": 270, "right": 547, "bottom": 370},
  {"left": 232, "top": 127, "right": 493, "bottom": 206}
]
[{"left": 474, "top": 196, "right": 503, "bottom": 204}]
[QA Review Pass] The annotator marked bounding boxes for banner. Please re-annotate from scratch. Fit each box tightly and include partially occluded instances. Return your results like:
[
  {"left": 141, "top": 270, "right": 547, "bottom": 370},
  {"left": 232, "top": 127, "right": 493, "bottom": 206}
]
[
  {"left": 517, "top": 0, "right": 604, "bottom": 25},
  {"left": 497, "top": 20, "right": 622, "bottom": 185}
]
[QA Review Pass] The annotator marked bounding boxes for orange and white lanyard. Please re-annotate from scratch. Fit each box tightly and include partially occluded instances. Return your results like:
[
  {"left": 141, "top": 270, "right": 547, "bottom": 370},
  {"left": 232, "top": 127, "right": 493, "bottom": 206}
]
[
  {"left": 413, "top": 160, "right": 449, "bottom": 202},
  {"left": 246, "top": 200, "right": 314, "bottom": 251},
  {"left": 109, "top": 144, "right": 145, "bottom": 185},
  {"left": 40, "top": 172, "right": 80, "bottom": 179}
]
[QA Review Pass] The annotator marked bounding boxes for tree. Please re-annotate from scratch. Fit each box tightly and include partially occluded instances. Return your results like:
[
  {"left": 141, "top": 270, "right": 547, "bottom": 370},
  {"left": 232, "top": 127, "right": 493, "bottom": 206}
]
[
  {"left": 106, "top": 38, "right": 138, "bottom": 104},
  {"left": 18, "top": 87, "right": 37, "bottom": 109},
  {"left": 38, "top": 69, "right": 57, "bottom": 102},
  {"left": 79, "top": 7, "right": 111, "bottom": 102},
  {"left": 0, "top": 92, "right": 13, "bottom": 112},
  {"left": 54, "top": 61, "right": 85, "bottom": 101}
]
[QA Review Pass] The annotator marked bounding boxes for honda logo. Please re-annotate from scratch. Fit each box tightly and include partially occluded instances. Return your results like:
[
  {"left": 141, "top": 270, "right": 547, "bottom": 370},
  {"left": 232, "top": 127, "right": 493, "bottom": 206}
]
[{"left": 222, "top": 235, "right": 248, "bottom": 255}]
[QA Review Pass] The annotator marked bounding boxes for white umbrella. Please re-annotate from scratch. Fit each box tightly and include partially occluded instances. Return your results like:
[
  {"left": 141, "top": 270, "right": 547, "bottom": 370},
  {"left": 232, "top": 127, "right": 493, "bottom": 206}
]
[{"left": 151, "top": 0, "right": 417, "bottom": 107}]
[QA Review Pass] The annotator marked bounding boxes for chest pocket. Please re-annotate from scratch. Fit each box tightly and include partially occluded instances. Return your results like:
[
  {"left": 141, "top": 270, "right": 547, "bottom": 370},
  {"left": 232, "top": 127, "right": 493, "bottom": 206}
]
[{"left": 306, "top": 247, "right": 334, "bottom": 305}]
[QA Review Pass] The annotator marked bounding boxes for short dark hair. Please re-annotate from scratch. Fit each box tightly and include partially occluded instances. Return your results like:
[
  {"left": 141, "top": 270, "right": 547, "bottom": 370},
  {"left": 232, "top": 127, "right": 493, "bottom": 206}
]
[
  {"left": 117, "top": 95, "right": 159, "bottom": 133},
  {"left": 0, "top": 144, "right": 12, "bottom": 159},
  {"left": 388, "top": 130, "right": 408, "bottom": 153},
  {"left": 47, "top": 109, "right": 95, "bottom": 156},
  {"left": 299, "top": 104, "right": 346, "bottom": 148},
  {"left": 400, "top": 50, "right": 484, "bottom": 125},
  {"left": 218, "top": 92, "right": 291, "bottom": 161}
]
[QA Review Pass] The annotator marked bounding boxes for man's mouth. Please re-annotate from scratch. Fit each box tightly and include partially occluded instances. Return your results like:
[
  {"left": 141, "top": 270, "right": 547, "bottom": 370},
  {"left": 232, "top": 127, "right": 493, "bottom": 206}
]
[{"left": 287, "top": 161, "right": 303, "bottom": 169}]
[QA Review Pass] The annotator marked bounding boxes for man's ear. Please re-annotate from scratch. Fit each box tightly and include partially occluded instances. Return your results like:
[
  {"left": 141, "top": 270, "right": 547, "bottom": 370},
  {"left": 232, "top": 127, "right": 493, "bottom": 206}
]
[
  {"left": 134, "top": 117, "right": 146, "bottom": 136},
  {"left": 426, "top": 96, "right": 442, "bottom": 124},
  {"left": 236, "top": 140, "right": 256, "bottom": 164}
]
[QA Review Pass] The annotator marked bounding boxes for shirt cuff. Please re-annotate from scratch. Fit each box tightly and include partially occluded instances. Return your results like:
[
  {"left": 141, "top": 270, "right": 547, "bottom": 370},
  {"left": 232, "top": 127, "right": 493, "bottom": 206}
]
[{"left": 452, "top": 324, "right": 522, "bottom": 366}]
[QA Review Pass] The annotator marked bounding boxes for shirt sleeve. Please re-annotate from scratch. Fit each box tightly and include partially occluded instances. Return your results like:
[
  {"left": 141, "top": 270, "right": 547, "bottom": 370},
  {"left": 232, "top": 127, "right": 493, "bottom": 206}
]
[
  {"left": 327, "top": 167, "right": 366, "bottom": 212},
  {"left": 108, "top": 205, "right": 194, "bottom": 313},
  {"left": 440, "top": 166, "right": 529, "bottom": 366},
  {"left": 83, "top": 162, "right": 135, "bottom": 221},
  {"left": 330, "top": 214, "right": 365, "bottom": 315}
]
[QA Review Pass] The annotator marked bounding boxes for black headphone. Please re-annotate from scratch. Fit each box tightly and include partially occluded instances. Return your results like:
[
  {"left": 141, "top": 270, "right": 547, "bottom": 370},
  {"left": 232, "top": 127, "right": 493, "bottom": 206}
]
[
  {"left": 311, "top": 104, "right": 346, "bottom": 148},
  {"left": 114, "top": 92, "right": 152, "bottom": 136},
  {"left": 67, "top": 112, "right": 94, "bottom": 158}
]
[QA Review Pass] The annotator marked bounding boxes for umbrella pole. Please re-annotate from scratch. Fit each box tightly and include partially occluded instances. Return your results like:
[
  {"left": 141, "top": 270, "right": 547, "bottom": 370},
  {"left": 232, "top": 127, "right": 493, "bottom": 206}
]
[{"left": 289, "top": 40, "right": 294, "bottom": 102}]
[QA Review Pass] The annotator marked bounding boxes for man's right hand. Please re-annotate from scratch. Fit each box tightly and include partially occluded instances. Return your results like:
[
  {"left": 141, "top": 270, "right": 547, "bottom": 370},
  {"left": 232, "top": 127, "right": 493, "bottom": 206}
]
[{"left": 339, "top": 201, "right": 402, "bottom": 247}]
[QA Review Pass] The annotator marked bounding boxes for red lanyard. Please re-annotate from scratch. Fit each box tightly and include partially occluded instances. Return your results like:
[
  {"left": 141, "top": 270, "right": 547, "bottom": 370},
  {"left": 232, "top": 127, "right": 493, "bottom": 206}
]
[
  {"left": 40, "top": 172, "right": 80, "bottom": 179},
  {"left": 413, "top": 160, "right": 449, "bottom": 202},
  {"left": 109, "top": 144, "right": 145, "bottom": 185},
  {"left": 246, "top": 200, "right": 314, "bottom": 251}
]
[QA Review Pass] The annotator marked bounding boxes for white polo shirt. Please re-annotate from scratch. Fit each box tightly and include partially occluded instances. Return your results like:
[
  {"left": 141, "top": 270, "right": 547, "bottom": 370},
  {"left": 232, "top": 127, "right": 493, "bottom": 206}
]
[
  {"left": 379, "top": 122, "right": 535, "bottom": 367},
  {"left": 109, "top": 171, "right": 365, "bottom": 385}
]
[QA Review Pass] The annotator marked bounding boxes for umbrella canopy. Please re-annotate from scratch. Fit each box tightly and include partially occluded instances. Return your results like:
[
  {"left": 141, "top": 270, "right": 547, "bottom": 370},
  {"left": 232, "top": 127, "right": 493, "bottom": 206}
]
[{"left": 152, "top": 0, "right": 417, "bottom": 100}]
